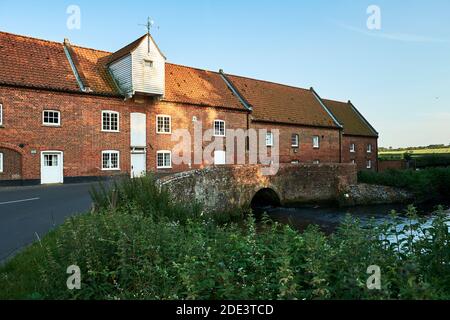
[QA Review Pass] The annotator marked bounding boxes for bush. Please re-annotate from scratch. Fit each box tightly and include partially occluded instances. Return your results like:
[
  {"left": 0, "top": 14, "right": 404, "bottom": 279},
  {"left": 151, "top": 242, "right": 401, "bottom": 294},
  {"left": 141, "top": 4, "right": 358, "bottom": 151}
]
[
  {"left": 1, "top": 177, "right": 449, "bottom": 300},
  {"left": 358, "top": 168, "right": 450, "bottom": 203}
]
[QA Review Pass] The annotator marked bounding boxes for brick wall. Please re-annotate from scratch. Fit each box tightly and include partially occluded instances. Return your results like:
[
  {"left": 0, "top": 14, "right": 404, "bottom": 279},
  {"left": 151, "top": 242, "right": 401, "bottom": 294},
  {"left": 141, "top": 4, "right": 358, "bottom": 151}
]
[
  {"left": 249, "top": 121, "right": 341, "bottom": 164},
  {"left": 0, "top": 147, "right": 22, "bottom": 180},
  {"left": 342, "top": 135, "right": 378, "bottom": 171},
  {"left": 0, "top": 86, "right": 249, "bottom": 181},
  {"left": 379, "top": 160, "right": 407, "bottom": 172},
  {"left": 0, "top": 86, "right": 351, "bottom": 183}
]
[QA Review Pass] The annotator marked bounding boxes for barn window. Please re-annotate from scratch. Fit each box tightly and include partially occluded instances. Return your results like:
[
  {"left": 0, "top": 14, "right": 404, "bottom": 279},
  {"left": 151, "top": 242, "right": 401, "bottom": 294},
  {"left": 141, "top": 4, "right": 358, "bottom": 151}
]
[
  {"left": 266, "top": 132, "right": 274, "bottom": 147},
  {"left": 367, "top": 144, "right": 373, "bottom": 153},
  {"left": 43, "top": 110, "right": 60, "bottom": 126},
  {"left": 291, "top": 134, "right": 299, "bottom": 147},
  {"left": 144, "top": 60, "right": 154, "bottom": 68},
  {"left": 350, "top": 143, "right": 356, "bottom": 153},
  {"left": 156, "top": 115, "right": 171, "bottom": 134},
  {"left": 0, "top": 104, "right": 3, "bottom": 126},
  {"left": 157, "top": 151, "right": 172, "bottom": 169},
  {"left": 102, "top": 111, "right": 119, "bottom": 132},
  {"left": 102, "top": 151, "right": 120, "bottom": 170},
  {"left": 313, "top": 136, "right": 320, "bottom": 149},
  {"left": 0, "top": 152, "right": 3, "bottom": 172},
  {"left": 367, "top": 160, "right": 372, "bottom": 169},
  {"left": 214, "top": 120, "right": 226, "bottom": 137}
]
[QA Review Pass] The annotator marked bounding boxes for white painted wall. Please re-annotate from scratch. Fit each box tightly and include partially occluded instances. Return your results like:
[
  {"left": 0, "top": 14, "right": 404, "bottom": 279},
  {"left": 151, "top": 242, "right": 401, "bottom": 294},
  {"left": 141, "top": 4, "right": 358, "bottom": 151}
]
[
  {"left": 132, "top": 35, "right": 165, "bottom": 96},
  {"left": 108, "top": 35, "right": 165, "bottom": 97}
]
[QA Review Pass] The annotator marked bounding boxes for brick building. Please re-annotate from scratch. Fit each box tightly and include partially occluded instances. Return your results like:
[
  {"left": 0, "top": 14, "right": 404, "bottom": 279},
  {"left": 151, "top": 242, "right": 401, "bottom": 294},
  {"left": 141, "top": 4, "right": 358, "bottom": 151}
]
[{"left": 0, "top": 31, "right": 378, "bottom": 185}]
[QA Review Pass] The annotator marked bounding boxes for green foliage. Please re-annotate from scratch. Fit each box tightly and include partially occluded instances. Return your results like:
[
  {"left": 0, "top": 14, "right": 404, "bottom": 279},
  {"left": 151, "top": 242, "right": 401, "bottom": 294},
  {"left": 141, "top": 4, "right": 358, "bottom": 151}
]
[
  {"left": 1, "top": 178, "right": 449, "bottom": 300},
  {"left": 358, "top": 168, "right": 450, "bottom": 203}
]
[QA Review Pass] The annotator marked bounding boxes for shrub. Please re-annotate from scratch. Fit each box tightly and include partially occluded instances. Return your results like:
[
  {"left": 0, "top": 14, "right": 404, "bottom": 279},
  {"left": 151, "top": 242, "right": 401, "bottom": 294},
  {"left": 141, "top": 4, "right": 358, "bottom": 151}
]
[
  {"left": 358, "top": 168, "right": 450, "bottom": 203},
  {"left": 1, "top": 178, "right": 449, "bottom": 300}
]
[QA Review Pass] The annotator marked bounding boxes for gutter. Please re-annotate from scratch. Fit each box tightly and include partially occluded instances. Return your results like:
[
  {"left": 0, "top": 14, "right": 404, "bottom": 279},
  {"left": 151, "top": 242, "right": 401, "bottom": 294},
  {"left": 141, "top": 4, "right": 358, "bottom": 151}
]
[
  {"left": 63, "top": 38, "right": 91, "bottom": 93},
  {"left": 348, "top": 100, "right": 379, "bottom": 137},
  {"left": 218, "top": 69, "right": 253, "bottom": 112},
  {"left": 310, "top": 87, "right": 343, "bottom": 129},
  {"left": 310, "top": 87, "right": 344, "bottom": 163}
]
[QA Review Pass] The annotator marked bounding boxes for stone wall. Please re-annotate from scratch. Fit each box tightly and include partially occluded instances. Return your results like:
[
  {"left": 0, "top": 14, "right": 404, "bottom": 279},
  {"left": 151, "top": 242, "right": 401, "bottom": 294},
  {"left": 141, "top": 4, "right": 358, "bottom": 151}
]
[{"left": 159, "top": 163, "right": 357, "bottom": 212}]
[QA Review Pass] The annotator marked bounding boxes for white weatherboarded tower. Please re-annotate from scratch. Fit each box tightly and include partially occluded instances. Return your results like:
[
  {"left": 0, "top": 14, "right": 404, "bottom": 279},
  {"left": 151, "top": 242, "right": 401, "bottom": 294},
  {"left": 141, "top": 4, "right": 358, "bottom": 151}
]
[{"left": 108, "top": 33, "right": 166, "bottom": 98}]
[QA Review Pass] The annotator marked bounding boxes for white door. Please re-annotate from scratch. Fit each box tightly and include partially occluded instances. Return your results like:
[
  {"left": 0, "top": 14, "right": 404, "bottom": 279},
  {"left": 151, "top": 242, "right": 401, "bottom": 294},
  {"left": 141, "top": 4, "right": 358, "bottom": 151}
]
[
  {"left": 41, "top": 151, "right": 63, "bottom": 184},
  {"left": 131, "top": 152, "right": 146, "bottom": 178},
  {"left": 214, "top": 150, "right": 226, "bottom": 165}
]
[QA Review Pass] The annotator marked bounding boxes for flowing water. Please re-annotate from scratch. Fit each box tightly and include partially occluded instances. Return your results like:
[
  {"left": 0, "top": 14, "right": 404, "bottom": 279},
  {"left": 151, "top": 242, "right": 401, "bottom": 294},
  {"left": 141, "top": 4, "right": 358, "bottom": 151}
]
[{"left": 261, "top": 203, "right": 450, "bottom": 234}]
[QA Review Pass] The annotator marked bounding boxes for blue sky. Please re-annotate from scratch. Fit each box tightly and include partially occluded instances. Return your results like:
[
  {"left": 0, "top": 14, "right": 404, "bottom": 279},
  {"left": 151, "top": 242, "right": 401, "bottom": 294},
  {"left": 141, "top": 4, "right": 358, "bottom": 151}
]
[{"left": 1, "top": 0, "right": 449, "bottom": 148}]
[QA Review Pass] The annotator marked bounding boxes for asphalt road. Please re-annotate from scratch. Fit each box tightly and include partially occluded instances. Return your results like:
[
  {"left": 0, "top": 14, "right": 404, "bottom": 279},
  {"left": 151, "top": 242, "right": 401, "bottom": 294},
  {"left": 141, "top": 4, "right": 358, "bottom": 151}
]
[{"left": 0, "top": 182, "right": 103, "bottom": 264}]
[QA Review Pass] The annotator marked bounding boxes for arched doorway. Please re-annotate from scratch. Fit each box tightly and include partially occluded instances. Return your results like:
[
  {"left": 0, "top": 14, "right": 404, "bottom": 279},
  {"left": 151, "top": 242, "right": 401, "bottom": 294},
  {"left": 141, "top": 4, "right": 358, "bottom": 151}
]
[
  {"left": 250, "top": 188, "right": 281, "bottom": 212},
  {"left": 0, "top": 147, "right": 23, "bottom": 182}
]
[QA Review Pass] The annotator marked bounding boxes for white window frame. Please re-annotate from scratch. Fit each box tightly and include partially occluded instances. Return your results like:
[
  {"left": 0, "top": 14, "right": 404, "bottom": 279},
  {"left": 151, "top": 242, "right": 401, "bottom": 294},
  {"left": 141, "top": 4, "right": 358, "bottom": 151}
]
[
  {"left": 350, "top": 143, "right": 356, "bottom": 153},
  {"left": 102, "top": 150, "right": 120, "bottom": 171},
  {"left": 367, "top": 144, "right": 373, "bottom": 153},
  {"left": 213, "top": 120, "right": 226, "bottom": 137},
  {"left": 102, "top": 111, "right": 120, "bottom": 132},
  {"left": 266, "top": 132, "right": 274, "bottom": 147},
  {"left": 291, "top": 134, "right": 299, "bottom": 148},
  {"left": 157, "top": 151, "right": 172, "bottom": 169},
  {"left": 0, "top": 152, "right": 3, "bottom": 172},
  {"left": 367, "top": 160, "right": 372, "bottom": 169},
  {"left": 351, "top": 159, "right": 356, "bottom": 165},
  {"left": 313, "top": 160, "right": 320, "bottom": 165},
  {"left": 42, "top": 110, "right": 61, "bottom": 126},
  {"left": 156, "top": 115, "right": 172, "bottom": 134},
  {"left": 313, "top": 136, "right": 320, "bottom": 149},
  {"left": 0, "top": 104, "right": 3, "bottom": 126}
]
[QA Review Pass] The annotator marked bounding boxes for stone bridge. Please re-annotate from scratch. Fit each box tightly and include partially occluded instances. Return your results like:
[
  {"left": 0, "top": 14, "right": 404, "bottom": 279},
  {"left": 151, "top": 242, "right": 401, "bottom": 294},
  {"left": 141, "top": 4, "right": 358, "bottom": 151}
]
[{"left": 158, "top": 164, "right": 357, "bottom": 212}]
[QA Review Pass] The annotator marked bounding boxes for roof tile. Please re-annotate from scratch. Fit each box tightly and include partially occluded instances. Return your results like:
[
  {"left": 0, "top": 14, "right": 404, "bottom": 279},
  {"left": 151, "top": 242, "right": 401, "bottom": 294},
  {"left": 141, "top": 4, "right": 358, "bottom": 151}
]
[{"left": 323, "top": 99, "right": 378, "bottom": 137}]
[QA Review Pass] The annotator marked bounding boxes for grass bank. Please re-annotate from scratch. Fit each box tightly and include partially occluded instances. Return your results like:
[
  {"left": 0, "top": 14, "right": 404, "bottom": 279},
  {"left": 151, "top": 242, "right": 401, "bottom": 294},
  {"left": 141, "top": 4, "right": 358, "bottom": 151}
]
[
  {"left": 1, "top": 176, "right": 449, "bottom": 300},
  {"left": 359, "top": 168, "right": 450, "bottom": 203}
]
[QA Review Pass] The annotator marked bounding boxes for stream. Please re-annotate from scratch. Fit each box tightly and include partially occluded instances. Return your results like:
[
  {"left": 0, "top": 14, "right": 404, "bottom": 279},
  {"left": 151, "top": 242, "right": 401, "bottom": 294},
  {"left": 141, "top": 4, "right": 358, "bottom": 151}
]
[{"left": 262, "top": 203, "right": 450, "bottom": 234}]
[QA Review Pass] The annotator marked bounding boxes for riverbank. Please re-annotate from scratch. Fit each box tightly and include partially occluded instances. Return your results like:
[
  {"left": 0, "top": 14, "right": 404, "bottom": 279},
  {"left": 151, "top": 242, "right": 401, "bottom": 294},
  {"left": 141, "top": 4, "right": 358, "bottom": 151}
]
[{"left": 1, "top": 176, "right": 449, "bottom": 300}]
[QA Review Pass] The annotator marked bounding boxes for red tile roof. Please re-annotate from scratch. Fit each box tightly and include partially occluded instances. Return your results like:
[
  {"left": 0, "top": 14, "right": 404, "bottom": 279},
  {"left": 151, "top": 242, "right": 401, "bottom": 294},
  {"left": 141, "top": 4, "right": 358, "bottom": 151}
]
[
  {"left": 165, "top": 64, "right": 243, "bottom": 109},
  {"left": 323, "top": 99, "right": 378, "bottom": 137},
  {"left": 0, "top": 31, "right": 79, "bottom": 92},
  {"left": 224, "top": 74, "right": 339, "bottom": 128},
  {"left": 0, "top": 31, "right": 245, "bottom": 110}
]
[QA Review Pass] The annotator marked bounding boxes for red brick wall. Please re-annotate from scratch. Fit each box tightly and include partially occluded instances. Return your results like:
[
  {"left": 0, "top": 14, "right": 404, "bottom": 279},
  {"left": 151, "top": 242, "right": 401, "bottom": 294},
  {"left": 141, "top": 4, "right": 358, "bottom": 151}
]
[
  {"left": 249, "top": 121, "right": 341, "bottom": 164},
  {"left": 0, "top": 86, "right": 249, "bottom": 180},
  {"left": 342, "top": 135, "right": 378, "bottom": 171},
  {"left": 0, "top": 86, "right": 348, "bottom": 182},
  {"left": 0, "top": 147, "right": 23, "bottom": 180},
  {"left": 379, "top": 160, "right": 406, "bottom": 172}
]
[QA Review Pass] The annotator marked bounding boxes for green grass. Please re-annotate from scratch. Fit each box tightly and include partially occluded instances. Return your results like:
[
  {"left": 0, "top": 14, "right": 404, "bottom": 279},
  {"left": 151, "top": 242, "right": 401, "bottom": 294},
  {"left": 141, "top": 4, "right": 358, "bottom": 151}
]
[
  {"left": 1, "top": 176, "right": 449, "bottom": 300},
  {"left": 379, "top": 148, "right": 450, "bottom": 156}
]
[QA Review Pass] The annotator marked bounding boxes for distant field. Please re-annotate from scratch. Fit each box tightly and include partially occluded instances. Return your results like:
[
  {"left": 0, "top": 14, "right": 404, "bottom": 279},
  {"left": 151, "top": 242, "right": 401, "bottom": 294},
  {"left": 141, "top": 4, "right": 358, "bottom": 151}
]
[{"left": 379, "top": 148, "right": 450, "bottom": 156}]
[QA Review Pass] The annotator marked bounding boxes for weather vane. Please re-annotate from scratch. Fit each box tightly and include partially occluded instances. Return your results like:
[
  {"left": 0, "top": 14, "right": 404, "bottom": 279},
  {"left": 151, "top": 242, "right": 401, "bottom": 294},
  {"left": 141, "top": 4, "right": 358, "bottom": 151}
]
[
  {"left": 139, "top": 17, "right": 158, "bottom": 35},
  {"left": 139, "top": 17, "right": 159, "bottom": 54}
]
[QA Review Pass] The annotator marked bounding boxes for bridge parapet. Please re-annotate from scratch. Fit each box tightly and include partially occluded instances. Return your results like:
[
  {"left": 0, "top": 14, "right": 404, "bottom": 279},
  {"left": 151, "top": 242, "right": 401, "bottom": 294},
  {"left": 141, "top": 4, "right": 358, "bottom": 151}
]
[{"left": 158, "top": 164, "right": 357, "bottom": 212}]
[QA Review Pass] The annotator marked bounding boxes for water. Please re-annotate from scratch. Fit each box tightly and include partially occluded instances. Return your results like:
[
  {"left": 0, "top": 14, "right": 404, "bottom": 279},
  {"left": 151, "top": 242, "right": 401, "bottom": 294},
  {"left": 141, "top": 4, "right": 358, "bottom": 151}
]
[{"left": 261, "top": 203, "right": 450, "bottom": 234}]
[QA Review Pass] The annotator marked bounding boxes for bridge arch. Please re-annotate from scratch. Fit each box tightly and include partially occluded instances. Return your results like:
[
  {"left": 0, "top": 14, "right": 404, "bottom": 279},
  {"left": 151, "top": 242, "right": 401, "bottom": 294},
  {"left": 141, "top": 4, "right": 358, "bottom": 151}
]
[{"left": 250, "top": 187, "right": 281, "bottom": 210}]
